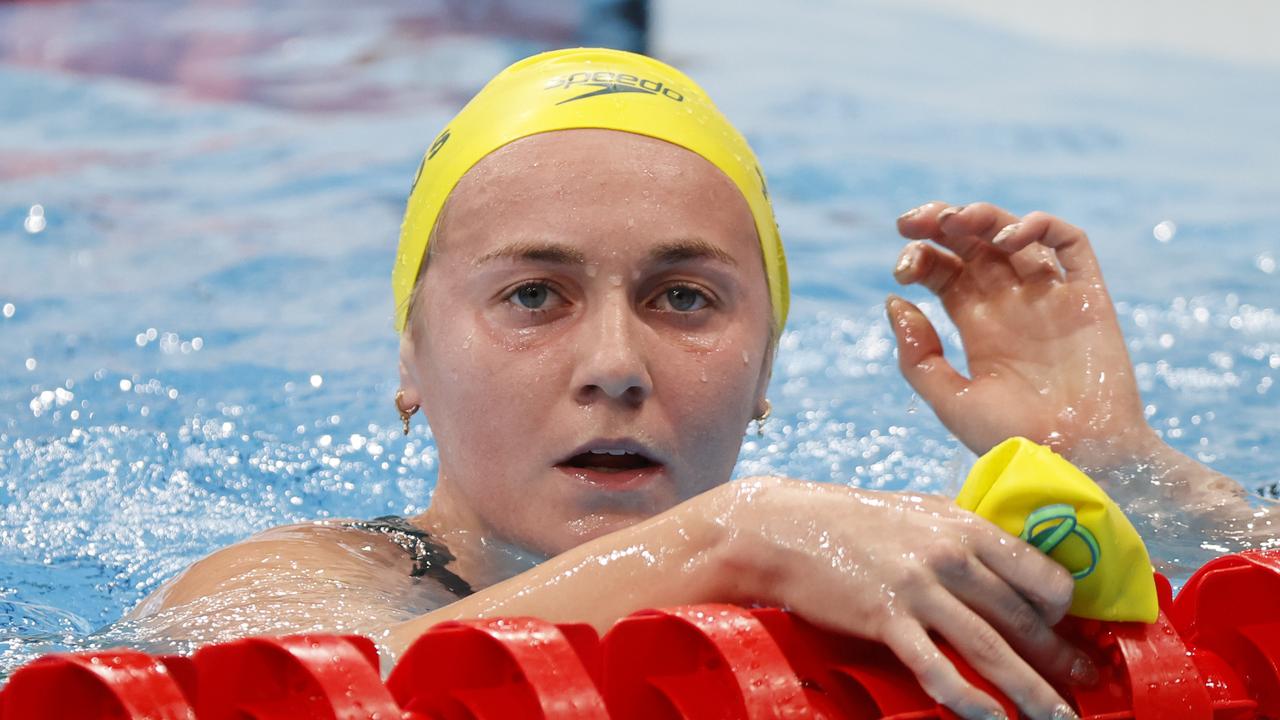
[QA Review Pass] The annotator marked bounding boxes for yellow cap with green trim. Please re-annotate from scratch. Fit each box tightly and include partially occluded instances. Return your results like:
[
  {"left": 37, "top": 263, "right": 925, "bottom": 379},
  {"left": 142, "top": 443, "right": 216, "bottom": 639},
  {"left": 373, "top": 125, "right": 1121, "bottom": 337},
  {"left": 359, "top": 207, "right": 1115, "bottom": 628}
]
[
  {"left": 392, "top": 47, "right": 788, "bottom": 335},
  {"left": 957, "top": 437, "right": 1159, "bottom": 623}
]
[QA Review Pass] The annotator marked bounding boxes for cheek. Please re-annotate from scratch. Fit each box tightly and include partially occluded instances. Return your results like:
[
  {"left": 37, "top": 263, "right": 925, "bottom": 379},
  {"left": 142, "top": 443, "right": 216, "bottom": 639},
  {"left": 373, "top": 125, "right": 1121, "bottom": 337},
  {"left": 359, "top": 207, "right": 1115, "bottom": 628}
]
[
  {"left": 420, "top": 301, "right": 557, "bottom": 396},
  {"left": 417, "top": 313, "right": 565, "bottom": 457},
  {"left": 657, "top": 339, "right": 760, "bottom": 439}
]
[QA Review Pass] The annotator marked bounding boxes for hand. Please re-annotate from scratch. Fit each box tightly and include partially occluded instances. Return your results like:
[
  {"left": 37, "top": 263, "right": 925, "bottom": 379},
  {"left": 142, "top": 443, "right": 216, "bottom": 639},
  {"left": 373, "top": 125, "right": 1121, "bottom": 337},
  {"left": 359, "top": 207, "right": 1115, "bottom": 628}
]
[
  {"left": 714, "top": 478, "right": 1089, "bottom": 720},
  {"left": 888, "top": 201, "right": 1153, "bottom": 467}
]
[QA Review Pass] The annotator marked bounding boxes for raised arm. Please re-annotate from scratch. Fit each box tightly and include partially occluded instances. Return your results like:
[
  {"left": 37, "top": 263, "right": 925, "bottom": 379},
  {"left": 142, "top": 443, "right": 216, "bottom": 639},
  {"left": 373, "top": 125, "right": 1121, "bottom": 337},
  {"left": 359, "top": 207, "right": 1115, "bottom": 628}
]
[{"left": 887, "top": 201, "right": 1274, "bottom": 541}]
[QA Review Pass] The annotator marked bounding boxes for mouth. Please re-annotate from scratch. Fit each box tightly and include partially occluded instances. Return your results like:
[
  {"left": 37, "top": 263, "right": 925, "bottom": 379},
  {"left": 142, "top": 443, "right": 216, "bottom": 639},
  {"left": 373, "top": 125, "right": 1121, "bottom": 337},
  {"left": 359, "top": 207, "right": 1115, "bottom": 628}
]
[
  {"left": 562, "top": 449, "right": 659, "bottom": 473},
  {"left": 554, "top": 440, "right": 666, "bottom": 489}
]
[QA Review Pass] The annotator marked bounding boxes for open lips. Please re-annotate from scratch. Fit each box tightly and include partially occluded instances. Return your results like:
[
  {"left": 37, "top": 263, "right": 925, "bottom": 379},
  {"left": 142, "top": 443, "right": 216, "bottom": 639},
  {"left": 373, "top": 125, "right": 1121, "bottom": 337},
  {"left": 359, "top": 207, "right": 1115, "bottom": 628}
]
[{"left": 560, "top": 448, "right": 661, "bottom": 473}]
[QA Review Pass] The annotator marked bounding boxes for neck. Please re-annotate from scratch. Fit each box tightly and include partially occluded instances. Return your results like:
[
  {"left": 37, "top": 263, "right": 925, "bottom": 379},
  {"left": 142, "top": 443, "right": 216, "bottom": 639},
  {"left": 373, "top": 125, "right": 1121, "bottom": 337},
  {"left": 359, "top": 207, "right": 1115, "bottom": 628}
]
[{"left": 410, "top": 473, "right": 543, "bottom": 592}]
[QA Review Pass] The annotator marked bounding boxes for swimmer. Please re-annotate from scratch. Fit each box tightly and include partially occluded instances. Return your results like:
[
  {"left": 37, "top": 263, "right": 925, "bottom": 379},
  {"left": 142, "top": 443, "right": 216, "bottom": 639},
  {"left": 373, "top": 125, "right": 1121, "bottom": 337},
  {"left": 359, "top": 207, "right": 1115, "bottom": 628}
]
[{"left": 123, "top": 49, "right": 1273, "bottom": 720}]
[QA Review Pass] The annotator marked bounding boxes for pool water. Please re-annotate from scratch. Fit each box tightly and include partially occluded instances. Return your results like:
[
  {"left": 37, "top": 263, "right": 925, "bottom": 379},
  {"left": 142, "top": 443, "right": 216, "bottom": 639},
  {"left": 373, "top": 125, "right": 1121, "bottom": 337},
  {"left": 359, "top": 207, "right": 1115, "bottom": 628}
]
[{"left": 1, "top": 0, "right": 1277, "bottom": 678}]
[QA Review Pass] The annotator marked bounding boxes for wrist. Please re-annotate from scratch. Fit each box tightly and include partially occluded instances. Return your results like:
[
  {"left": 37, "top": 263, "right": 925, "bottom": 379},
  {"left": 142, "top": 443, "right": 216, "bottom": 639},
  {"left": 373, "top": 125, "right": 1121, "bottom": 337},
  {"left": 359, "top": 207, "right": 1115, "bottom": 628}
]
[
  {"left": 1071, "top": 426, "right": 1250, "bottom": 507},
  {"left": 699, "top": 477, "right": 790, "bottom": 606},
  {"left": 1069, "top": 424, "right": 1166, "bottom": 477}
]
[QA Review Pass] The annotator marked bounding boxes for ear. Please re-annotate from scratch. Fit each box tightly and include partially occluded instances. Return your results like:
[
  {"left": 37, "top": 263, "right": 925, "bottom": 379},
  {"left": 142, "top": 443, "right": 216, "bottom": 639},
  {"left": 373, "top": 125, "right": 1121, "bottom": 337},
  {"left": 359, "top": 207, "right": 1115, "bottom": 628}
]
[{"left": 398, "top": 332, "right": 424, "bottom": 409}]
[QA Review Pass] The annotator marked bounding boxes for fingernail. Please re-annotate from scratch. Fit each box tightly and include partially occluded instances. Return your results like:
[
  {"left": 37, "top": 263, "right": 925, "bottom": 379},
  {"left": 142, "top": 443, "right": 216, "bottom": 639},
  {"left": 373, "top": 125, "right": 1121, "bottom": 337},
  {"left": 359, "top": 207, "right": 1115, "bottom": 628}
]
[
  {"left": 992, "top": 223, "right": 1021, "bottom": 246},
  {"left": 899, "top": 206, "right": 922, "bottom": 221},
  {"left": 1069, "top": 655, "right": 1099, "bottom": 688},
  {"left": 936, "top": 205, "right": 965, "bottom": 224},
  {"left": 1050, "top": 703, "right": 1080, "bottom": 720},
  {"left": 895, "top": 249, "right": 915, "bottom": 274}
]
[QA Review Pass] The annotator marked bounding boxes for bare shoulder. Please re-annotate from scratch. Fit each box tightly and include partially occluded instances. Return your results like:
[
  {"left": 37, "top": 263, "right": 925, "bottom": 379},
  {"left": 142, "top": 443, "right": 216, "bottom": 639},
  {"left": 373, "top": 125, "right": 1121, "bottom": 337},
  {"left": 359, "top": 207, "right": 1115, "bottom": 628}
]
[{"left": 128, "top": 521, "right": 411, "bottom": 618}]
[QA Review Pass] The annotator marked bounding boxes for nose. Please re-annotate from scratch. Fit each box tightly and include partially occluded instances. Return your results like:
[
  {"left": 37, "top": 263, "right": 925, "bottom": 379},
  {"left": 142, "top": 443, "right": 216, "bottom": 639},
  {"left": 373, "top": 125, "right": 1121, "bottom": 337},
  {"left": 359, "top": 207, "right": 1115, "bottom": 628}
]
[{"left": 570, "top": 295, "right": 653, "bottom": 407}]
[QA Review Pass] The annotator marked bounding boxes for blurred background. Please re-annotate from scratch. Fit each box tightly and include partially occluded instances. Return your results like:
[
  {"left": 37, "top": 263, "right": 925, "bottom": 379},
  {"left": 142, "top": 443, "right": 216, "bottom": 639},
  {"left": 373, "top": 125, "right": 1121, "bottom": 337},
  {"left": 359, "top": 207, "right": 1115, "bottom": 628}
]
[{"left": 1, "top": 0, "right": 1277, "bottom": 675}]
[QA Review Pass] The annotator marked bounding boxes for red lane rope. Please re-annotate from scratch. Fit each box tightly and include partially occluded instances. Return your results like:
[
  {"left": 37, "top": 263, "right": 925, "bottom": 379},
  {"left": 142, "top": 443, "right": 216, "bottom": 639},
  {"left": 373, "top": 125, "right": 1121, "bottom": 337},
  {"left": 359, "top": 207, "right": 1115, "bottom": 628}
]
[{"left": 3, "top": 549, "right": 1278, "bottom": 719}]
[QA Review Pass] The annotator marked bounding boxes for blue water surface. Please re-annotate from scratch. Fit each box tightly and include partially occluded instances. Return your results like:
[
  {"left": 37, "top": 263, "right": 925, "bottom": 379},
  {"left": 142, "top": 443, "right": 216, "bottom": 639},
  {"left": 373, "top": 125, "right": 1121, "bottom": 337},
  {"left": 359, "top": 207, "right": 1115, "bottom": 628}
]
[{"left": 1, "top": 0, "right": 1277, "bottom": 677}]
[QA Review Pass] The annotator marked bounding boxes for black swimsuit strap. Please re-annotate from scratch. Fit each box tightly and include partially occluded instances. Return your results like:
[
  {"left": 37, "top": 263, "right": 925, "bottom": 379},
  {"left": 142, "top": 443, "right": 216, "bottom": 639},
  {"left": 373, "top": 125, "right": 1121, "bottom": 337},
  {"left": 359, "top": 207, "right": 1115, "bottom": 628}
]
[{"left": 344, "top": 515, "right": 474, "bottom": 598}]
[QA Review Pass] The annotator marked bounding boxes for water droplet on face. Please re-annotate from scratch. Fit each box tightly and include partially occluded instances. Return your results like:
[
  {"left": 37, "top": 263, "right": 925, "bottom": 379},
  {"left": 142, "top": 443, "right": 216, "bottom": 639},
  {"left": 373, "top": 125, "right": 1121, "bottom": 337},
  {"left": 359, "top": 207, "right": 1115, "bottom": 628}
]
[
  {"left": 742, "top": 350, "right": 749, "bottom": 366},
  {"left": 608, "top": 275, "right": 622, "bottom": 287},
  {"left": 462, "top": 332, "right": 473, "bottom": 350}
]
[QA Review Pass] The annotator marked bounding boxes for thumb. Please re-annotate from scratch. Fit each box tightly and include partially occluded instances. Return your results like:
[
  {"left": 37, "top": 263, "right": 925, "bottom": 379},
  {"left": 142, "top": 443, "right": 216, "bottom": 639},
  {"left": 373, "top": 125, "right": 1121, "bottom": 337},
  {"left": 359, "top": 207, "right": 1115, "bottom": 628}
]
[{"left": 886, "top": 295, "right": 970, "bottom": 413}]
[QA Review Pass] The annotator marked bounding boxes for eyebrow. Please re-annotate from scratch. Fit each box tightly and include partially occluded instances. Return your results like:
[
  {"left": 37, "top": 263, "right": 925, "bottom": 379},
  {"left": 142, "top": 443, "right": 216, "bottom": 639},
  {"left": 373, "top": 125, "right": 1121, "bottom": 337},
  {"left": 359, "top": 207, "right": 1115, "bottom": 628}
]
[
  {"left": 647, "top": 238, "right": 739, "bottom": 267},
  {"left": 472, "top": 242, "right": 587, "bottom": 266},
  {"left": 472, "top": 238, "right": 739, "bottom": 268}
]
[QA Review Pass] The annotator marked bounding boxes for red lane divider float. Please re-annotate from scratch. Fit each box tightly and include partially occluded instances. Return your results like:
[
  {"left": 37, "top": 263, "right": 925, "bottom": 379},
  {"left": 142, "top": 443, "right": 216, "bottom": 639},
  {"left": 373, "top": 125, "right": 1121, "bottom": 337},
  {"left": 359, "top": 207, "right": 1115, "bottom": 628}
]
[
  {"left": 0, "top": 651, "right": 195, "bottom": 720},
  {"left": 388, "top": 617, "right": 607, "bottom": 719},
  {"left": 193, "top": 634, "right": 401, "bottom": 719},
  {"left": 3, "top": 549, "right": 1279, "bottom": 719},
  {"left": 1171, "top": 551, "right": 1280, "bottom": 717},
  {"left": 602, "top": 605, "right": 818, "bottom": 719}
]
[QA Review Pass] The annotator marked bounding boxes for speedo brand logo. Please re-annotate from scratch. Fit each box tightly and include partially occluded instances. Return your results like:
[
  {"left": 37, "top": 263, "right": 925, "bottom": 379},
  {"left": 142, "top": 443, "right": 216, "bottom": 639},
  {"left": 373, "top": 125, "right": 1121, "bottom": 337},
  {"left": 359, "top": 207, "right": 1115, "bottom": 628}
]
[{"left": 545, "top": 71, "right": 685, "bottom": 105}]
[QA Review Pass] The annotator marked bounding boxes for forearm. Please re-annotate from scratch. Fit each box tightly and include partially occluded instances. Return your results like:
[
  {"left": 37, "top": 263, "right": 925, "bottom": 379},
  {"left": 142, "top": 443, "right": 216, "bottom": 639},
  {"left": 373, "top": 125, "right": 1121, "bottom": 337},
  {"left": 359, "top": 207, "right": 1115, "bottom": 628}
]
[
  {"left": 1075, "top": 427, "right": 1276, "bottom": 551},
  {"left": 1078, "top": 427, "right": 1248, "bottom": 504},
  {"left": 385, "top": 494, "right": 739, "bottom": 657}
]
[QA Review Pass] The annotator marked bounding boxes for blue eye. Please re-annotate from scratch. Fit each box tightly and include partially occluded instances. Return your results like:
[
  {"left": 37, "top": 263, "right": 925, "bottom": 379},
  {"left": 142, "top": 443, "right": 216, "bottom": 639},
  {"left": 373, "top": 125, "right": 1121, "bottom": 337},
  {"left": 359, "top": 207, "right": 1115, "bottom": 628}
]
[
  {"left": 511, "top": 283, "right": 550, "bottom": 309},
  {"left": 506, "top": 282, "right": 567, "bottom": 314},
  {"left": 662, "top": 286, "right": 708, "bottom": 312}
]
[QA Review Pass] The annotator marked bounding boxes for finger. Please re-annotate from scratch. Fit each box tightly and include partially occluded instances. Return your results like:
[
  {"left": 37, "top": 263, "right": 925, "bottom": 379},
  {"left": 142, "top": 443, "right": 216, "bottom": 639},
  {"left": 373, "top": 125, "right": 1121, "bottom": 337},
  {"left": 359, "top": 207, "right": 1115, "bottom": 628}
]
[
  {"left": 881, "top": 618, "right": 1011, "bottom": 720},
  {"left": 937, "top": 201, "right": 1022, "bottom": 246},
  {"left": 939, "top": 553, "right": 1096, "bottom": 688},
  {"left": 900, "top": 203, "right": 1017, "bottom": 289},
  {"left": 968, "top": 520, "right": 1076, "bottom": 625},
  {"left": 920, "top": 590, "right": 1079, "bottom": 720},
  {"left": 931, "top": 205, "right": 986, "bottom": 261},
  {"left": 1006, "top": 241, "right": 1065, "bottom": 285},
  {"left": 950, "top": 203, "right": 1068, "bottom": 284},
  {"left": 886, "top": 295, "right": 969, "bottom": 404},
  {"left": 898, "top": 200, "right": 993, "bottom": 258},
  {"left": 991, "top": 212, "right": 1103, "bottom": 282},
  {"left": 961, "top": 207, "right": 1062, "bottom": 283},
  {"left": 930, "top": 204, "right": 1019, "bottom": 291},
  {"left": 897, "top": 200, "right": 949, "bottom": 239},
  {"left": 893, "top": 241, "right": 966, "bottom": 297}
]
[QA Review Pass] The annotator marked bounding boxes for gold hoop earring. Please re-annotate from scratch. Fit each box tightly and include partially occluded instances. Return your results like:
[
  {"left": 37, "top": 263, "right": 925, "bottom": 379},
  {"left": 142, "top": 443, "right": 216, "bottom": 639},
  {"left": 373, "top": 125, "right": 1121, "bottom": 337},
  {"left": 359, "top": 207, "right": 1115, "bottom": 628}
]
[
  {"left": 755, "top": 399, "right": 772, "bottom": 422},
  {"left": 395, "top": 389, "right": 420, "bottom": 436},
  {"left": 753, "top": 399, "right": 772, "bottom": 438}
]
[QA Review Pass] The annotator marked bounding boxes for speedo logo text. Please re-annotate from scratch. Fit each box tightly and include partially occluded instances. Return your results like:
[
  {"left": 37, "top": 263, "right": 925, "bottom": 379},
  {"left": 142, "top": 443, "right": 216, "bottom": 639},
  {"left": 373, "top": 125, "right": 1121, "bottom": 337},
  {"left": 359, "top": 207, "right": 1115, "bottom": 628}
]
[{"left": 544, "top": 71, "right": 685, "bottom": 105}]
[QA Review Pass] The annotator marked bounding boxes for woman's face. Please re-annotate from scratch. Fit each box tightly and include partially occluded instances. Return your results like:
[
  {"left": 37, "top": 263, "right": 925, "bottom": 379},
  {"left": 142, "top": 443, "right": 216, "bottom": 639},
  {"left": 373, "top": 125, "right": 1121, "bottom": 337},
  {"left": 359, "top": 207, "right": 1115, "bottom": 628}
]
[{"left": 399, "top": 129, "right": 774, "bottom": 558}]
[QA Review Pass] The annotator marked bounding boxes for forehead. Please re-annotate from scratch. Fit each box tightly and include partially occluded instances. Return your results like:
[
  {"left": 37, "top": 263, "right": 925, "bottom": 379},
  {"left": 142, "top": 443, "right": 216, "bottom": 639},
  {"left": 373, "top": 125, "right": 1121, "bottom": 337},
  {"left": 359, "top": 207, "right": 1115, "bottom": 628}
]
[{"left": 432, "top": 128, "right": 760, "bottom": 263}]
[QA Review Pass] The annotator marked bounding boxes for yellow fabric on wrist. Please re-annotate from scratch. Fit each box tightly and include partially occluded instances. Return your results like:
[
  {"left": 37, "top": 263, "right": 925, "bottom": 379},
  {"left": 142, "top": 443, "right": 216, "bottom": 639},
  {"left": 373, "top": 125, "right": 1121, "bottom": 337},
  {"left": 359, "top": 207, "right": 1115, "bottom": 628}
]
[{"left": 957, "top": 437, "right": 1159, "bottom": 623}]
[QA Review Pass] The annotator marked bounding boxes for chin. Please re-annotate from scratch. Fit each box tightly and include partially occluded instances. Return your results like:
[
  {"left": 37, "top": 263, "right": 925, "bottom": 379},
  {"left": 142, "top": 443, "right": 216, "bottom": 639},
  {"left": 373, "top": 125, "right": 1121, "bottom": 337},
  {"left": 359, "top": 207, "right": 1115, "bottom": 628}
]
[{"left": 551, "top": 510, "right": 651, "bottom": 551}]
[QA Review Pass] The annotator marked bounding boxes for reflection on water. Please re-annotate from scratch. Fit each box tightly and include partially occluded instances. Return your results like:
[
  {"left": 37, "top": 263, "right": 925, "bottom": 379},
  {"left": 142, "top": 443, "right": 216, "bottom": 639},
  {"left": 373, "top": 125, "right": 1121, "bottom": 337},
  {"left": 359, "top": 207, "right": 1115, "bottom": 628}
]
[
  {"left": 0, "top": 0, "right": 644, "bottom": 112},
  {"left": 2, "top": 0, "right": 1278, "bottom": 680}
]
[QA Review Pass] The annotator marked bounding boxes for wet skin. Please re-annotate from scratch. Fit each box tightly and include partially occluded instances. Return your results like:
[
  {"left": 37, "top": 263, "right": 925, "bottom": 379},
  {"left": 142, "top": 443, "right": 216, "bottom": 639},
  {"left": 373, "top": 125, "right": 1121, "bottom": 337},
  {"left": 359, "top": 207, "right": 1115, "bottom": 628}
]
[
  {"left": 397, "top": 128, "right": 774, "bottom": 567},
  {"left": 394, "top": 132, "right": 1086, "bottom": 719},
  {"left": 131, "top": 132, "right": 1274, "bottom": 720}
]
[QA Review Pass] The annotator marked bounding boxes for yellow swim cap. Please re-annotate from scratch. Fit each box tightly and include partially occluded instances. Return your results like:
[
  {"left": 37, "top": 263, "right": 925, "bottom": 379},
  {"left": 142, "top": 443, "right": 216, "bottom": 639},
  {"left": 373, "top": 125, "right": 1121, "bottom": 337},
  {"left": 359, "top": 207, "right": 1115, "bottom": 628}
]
[
  {"left": 957, "top": 437, "right": 1159, "bottom": 623},
  {"left": 392, "top": 48, "right": 788, "bottom": 335}
]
